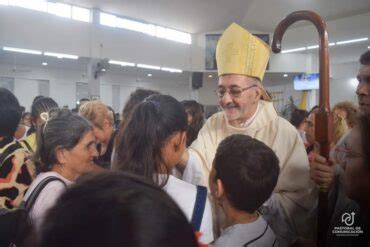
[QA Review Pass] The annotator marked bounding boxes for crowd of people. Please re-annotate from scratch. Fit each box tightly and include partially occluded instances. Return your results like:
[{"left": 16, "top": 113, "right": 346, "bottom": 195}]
[{"left": 0, "top": 23, "right": 369, "bottom": 247}]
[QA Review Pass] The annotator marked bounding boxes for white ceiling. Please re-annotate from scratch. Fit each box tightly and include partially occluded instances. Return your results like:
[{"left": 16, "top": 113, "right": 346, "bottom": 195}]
[{"left": 62, "top": 0, "right": 370, "bottom": 33}]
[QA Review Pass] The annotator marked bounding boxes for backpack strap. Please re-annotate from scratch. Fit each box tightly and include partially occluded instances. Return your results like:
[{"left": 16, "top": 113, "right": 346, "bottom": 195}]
[
  {"left": 20, "top": 139, "right": 33, "bottom": 153},
  {"left": 0, "top": 140, "right": 25, "bottom": 169},
  {"left": 20, "top": 176, "right": 67, "bottom": 211},
  {"left": 191, "top": 185, "right": 207, "bottom": 231}
]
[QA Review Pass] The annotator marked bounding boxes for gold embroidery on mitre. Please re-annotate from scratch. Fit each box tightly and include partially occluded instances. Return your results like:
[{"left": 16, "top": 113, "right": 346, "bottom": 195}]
[{"left": 216, "top": 23, "right": 270, "bottom": 81}]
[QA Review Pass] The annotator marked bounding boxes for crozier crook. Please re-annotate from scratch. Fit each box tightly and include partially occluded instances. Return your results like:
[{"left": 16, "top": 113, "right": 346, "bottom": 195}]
[{"left": 272, "top": 10, "right": 333, "bottom": 247}]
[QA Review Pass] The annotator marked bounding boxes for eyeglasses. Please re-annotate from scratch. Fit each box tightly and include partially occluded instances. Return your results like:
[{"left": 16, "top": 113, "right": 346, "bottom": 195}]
[{"left": 215, "top": 85, "right": 257, "bottom": 98}]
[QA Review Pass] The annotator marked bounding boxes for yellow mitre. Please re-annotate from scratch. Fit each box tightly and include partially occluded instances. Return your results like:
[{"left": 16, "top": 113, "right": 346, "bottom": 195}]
[{"left": 216, "top": 23, "right": 270, "bottom": 81}]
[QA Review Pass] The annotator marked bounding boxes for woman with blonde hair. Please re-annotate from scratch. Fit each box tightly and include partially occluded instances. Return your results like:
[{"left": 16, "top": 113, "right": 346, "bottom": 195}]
[
  {"left": 79, "top": 101, "right": 115, "bottom": 169},
  {"left": 333, "top": 101, "right": 358, "bottom": 129}
]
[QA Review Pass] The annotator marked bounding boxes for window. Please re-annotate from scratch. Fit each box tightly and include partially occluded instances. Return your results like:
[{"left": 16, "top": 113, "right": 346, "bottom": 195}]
[
  {"left": 1, "top": 1, "right": 91, "bottom": 22},
  {"left": 100, "top": 11, "right": 192, "bottom": 44},
  {"left": 156, "top": 26, "right": 191, "bottom": 44},
  {"left": 100, "top": 12, "right": 116, "bottom": 27},
  {"left": 72, "top": 6, "right": 90, "bottom": 22},
  {"left": 12, "top": 0, "right": 47, "bottom": 12},
  {"left": 47, "top": 2, "right": 71, "bottom": 19},
  {"left": 116, "top": 17, "right": 155, "bottom": 36}
]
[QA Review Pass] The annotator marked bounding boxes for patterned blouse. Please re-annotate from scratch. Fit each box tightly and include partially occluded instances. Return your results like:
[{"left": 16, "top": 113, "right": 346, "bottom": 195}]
[{"left": 0, "top": 136, "right": 36, "bottom": 209}]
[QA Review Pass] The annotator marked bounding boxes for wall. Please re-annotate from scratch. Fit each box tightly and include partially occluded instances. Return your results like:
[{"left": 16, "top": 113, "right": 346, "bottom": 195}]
[{"left": 0, "top": 63, "right": 193, "bottom": 112}]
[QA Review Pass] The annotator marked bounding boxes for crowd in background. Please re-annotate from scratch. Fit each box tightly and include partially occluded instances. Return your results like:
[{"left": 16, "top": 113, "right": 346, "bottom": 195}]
[{"left": 0, "top": 32, "right": 369, "bottom": 247}]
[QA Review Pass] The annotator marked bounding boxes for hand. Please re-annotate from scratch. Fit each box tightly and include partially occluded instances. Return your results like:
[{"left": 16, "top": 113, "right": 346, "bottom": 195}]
[{"left": 309, "top": 152, "right": 336, "bottom": 189}]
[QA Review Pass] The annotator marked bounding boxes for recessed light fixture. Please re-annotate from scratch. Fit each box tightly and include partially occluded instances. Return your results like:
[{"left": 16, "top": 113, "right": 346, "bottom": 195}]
[
  {"left": 368, "top": 46, "right": 370, "bottom": 49},
  {"left": 208, "top": 75, "right": 213, "bottom": 78},
  {"left": 283, "top": 74, "right": 288, "bottom": 77},
  {"left": 101, "top": 68, "right": 106, "bottom": 72},
  {"left": 42, "top": 62, "right": 48, "bottom": 66},
  {"left": 147, "top": 74, "right": 152, "bottom": 77}
]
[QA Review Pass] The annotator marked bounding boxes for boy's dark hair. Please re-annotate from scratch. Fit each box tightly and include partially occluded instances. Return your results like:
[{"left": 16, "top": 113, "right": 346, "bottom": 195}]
[
  {"left": 214, "top": 134, "right": 279, "bottom": 213},
  {"left": 40, "top": 172, "right": 198, "bottom": 247},
  {"left": 0, "top": 87, "right": 21, "bottom": 137},
  {"left": 359, "top": 50, "right": 370, "bottom": 65}
]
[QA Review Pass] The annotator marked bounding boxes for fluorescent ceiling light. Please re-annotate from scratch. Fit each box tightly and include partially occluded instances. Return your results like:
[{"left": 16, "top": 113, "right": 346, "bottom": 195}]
[
  {"left": 147, "top": 74, "right": 152, "bottom": 77},
  {"left": 281, "top": 47, "right": 306, "bottom": 54},
  {"left": 336, "top": 37, "right": 368, "bottom": 45},
  {"left": 109, "top": 60, "right": 135, "bottom": 67},
  {"left": 368, "top": 46, "right": 370, "bottom": 49},
  {"left": 137, "top": 64, "right": 160, "bottom": 70},
  {"left": 283, "top": 74, "right": 288, "bottom": 77},
  {"left": 3, "top": 46, "right": 42, "bottom": 55},
  {"left": 306, "top": 45, "right": 319, "bottom": 50},
  {"left": 0, "top": 1, "right": 9, "bottom": 6},
  {"left": 208, "top": 75, "right": 213, "bottom": 78},
  {"left": 42, "top": 62, "right": 48, "bottom": 66},
  {"left": 306, "top": 43, "right": 334, "bottom": 50},
  {"left": 44, "top": 52, "right": 78, "bottom": 59},
  {"left": 161, "top": 67, "right": 182, "bottom": 73}
]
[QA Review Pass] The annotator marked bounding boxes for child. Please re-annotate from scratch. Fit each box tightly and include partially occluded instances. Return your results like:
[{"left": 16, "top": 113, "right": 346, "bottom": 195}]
[{"left": 210, "top": 134, "right": 279, "bottom": 246}]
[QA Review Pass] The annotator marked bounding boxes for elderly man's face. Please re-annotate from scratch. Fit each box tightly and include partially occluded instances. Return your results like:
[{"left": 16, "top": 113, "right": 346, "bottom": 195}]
[
  {"left": 356, "top": 64, "right": 370, "bottom": 114},
  {"left": 218, "top": 74, "right": 261, "bottom": 126}
]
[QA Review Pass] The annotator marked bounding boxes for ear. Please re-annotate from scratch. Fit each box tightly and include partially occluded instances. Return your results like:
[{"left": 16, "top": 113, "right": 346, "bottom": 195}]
[
  {"left": 180, "top": 130, "right": 186, "bottom": 146},
  {"left": 173, "top": 131, "right": 186, "bottom": 152},
  {"left": 254, "top": 86, "right": 263, "bottom": 102},
  {"left": 103, "top": 118, "right": 111, "bottom": 129},
  {"left": 215, "top": 178, "right": 225, "bottom": 199},
  {"left": 55, "top": 146, "right": 68, "bottom": 165}
]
